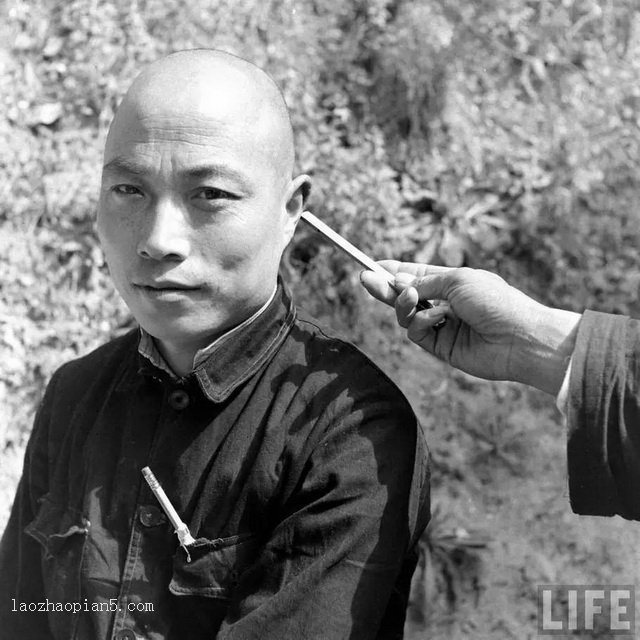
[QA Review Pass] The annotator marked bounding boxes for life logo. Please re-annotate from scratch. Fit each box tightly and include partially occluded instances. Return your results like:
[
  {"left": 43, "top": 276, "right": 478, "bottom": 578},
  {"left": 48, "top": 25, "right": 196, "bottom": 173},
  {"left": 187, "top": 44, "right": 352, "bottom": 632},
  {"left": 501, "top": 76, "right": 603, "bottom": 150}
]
[{"left": 538, "top": 585, "right": 635, "bottom": 635}]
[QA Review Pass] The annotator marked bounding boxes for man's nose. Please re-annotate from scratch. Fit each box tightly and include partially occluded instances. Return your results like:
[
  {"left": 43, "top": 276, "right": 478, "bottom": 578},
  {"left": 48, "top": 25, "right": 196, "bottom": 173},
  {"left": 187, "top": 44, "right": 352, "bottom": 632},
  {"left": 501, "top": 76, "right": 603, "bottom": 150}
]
[{"left": 137, "top": 197, "right": 190, "bottom": 261}]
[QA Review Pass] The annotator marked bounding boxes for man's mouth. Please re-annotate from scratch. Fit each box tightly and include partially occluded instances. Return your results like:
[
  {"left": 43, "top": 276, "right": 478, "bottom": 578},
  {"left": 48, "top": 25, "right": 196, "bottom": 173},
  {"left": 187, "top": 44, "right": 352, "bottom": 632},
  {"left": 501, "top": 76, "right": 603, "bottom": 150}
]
[
  {"left": 134, "top": 280, "right": 200, "bottom": 291},
  {"left": 133, "top": 281, "right": 202, "bottom": 298}
]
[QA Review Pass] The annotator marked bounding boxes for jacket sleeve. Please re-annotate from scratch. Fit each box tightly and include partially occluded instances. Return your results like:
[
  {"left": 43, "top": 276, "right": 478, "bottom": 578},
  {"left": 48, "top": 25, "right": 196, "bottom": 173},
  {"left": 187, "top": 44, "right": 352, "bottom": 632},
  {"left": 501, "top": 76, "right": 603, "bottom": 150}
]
[
  {"left": 216, "top": 382, "right": 430, "bottom": 640},
  {"left": 0, "top": 371, "right": 57, "bottom": 637},
  {"left": 567, "top": 310, "right": 640, "bottom": 520}
]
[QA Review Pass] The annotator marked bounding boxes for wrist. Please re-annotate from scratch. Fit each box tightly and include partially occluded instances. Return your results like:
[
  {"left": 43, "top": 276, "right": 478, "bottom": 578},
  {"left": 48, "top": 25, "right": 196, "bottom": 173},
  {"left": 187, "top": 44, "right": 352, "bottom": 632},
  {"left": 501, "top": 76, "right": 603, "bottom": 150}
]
[{"left": 510, "top": 305, "right": 581, "bottom": 395}]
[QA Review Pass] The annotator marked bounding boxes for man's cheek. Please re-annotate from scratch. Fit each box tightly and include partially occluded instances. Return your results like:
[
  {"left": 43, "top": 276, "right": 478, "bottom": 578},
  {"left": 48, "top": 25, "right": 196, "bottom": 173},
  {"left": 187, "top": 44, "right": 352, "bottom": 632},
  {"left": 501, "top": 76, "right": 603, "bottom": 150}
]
[
  {"left": 205, "top": 234, "right": 257, "bottom": 271},
  {"left": 103, "top": 260, "right": 127, "bottom": 294},
  {"left": 99, "top": 238, "right": 123, "bottom": 274},
  {"left": 99, "top": 215, "right": 134, "bottom": 256}
]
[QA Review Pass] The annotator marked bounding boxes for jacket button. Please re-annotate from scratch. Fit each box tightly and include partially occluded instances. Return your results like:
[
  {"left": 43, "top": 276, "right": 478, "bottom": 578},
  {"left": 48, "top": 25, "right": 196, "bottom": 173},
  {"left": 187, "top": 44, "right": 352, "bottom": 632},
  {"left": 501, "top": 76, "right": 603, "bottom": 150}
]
[
  {"left": 168, "top": 388, "right": 190, "bottom": 410},
  {"left": 114, "top": 630, "right": 137, "bottom": 640},
  {"left": 139, "top": 504, "right": 166, "bottom": 528}
]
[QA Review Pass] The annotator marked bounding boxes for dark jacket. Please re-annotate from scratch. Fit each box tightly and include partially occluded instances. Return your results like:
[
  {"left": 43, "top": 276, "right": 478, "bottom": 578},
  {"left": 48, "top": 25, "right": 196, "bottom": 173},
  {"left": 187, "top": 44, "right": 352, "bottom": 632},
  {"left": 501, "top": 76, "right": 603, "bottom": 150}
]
[
  {"left": 567, "top": 310, "right": 640, "bottom": 520},
  {"left": 0, "top": 282, "right": 430, "bottom": 639}
]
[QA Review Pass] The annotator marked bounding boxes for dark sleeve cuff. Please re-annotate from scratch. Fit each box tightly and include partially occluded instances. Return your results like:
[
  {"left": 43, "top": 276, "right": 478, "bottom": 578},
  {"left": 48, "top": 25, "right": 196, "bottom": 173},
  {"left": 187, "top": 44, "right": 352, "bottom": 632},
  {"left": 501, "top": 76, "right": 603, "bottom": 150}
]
[{"left": 567, "top": 310, "right": 640, "bottom": 520}]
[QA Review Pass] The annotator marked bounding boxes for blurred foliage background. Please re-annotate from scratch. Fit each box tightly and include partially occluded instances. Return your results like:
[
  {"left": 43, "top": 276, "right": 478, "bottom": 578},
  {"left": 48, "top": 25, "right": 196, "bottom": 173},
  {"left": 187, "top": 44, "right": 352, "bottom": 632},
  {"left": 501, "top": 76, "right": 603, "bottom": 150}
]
[{"left": 2, "top": 0, "right": 640, "bottom": 637}]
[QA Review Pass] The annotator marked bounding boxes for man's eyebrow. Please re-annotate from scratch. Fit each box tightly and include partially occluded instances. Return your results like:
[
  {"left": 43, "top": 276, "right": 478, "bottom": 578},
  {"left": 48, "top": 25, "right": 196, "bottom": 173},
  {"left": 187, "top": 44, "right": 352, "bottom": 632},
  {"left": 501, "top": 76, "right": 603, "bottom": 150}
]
[
  {"left": 102, "top": 158, "right": 252, "bottom": 191},
  {"left": 103, "top": 157, "right": 149, "bottom": 175},
  {"left": 183, "top": 164, "right": 251, "bottom": 190}
]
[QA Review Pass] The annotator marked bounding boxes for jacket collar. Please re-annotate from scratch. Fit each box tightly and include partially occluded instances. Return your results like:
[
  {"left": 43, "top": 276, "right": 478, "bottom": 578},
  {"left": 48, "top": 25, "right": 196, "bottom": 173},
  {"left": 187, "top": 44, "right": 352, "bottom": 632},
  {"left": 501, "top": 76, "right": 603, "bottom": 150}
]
[{"left": 136, "top": 279, "right": 296, "bottom": 403}]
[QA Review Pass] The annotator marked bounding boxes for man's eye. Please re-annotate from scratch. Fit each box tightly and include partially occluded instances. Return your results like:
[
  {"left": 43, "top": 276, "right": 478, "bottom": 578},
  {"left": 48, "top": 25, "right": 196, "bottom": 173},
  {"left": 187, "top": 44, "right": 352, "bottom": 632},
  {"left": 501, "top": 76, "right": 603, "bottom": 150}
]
[
  {"left": 194, "top": 187, "right": 234, "bottom": 201},
  {"left": 113, "top": 184, "right": 143, "bottom": 196}
]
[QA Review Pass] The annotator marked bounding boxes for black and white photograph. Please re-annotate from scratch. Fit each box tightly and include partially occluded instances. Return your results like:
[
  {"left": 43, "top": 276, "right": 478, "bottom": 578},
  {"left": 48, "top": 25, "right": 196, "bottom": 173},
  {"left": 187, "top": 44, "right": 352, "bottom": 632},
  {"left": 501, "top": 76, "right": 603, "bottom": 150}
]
[{"left": 1, "top": 1, "right": 639, "bottom": 638}]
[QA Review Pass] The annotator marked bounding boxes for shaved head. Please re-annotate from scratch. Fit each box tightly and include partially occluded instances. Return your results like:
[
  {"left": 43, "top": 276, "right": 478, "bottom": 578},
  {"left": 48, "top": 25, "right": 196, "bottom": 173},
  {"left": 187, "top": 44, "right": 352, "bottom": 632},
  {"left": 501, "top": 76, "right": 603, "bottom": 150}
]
[
  {"left": 105, "top": 49, "right": 296, "bottom": 183},
  {"left": 97, "top": 49, "right": 310, "bottom": 374}
]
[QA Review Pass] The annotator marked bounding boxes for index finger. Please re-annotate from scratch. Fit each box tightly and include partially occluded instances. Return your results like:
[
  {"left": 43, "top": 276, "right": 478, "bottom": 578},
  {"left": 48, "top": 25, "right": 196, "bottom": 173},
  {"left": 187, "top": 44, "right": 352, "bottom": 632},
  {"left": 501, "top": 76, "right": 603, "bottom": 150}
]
[
  {"left": 377, "top": 261, "right": 426, "bottom": 278},
  {"left": 377, "top": 261, "right": 455, "bottom": 279}
]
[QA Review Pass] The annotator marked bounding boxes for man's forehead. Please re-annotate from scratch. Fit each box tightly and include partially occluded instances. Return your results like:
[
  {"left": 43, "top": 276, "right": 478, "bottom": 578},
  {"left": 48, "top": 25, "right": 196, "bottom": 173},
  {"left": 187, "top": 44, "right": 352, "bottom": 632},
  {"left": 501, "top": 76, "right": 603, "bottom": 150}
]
[
  {"left": 102, "top": 151, "right": 254, "bottom": 192},
  {"left": 110, "top": 119, "right": 221, "bottom": 148},
  {"left": 104, "top": 50, "right": 295, "bottom": 180},
  {"left": 104, "top": 107, "right": 262, "bottom": 167},
  {"left": 106, "top": 97, "right": 255, "bottom": 146}
]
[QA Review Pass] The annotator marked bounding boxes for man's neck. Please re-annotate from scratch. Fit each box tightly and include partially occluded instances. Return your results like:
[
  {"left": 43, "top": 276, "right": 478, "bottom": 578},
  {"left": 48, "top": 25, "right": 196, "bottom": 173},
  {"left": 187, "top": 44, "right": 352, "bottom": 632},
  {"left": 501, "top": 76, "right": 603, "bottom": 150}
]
[{"left": 155, "top": 339, "right": 201, "bottom": 378}]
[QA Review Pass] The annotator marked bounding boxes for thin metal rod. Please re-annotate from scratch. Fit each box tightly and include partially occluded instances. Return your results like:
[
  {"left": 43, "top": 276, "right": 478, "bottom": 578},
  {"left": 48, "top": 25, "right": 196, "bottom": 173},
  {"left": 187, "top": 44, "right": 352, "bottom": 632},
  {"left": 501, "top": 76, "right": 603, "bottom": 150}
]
[
  {"left": 300, "top": 211, "right": 396, "bottom": 284},
  {"left": 299, "top": 211, "right": 446, "bottom": 328}
]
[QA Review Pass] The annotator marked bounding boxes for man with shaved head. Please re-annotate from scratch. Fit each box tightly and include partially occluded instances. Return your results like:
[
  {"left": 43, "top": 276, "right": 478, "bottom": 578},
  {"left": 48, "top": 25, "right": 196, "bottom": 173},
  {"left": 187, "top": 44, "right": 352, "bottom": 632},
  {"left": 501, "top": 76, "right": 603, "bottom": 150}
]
[{"left": 0, "top": 50, "right": 429, "bottom": 639}]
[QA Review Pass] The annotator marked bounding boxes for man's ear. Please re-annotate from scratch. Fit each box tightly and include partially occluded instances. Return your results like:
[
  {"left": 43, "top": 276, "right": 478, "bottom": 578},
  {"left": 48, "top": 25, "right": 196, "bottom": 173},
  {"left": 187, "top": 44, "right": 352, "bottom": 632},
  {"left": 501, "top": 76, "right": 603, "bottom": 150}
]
[{"left": 282, "top": 174, "right": 311, "bottom": 243}]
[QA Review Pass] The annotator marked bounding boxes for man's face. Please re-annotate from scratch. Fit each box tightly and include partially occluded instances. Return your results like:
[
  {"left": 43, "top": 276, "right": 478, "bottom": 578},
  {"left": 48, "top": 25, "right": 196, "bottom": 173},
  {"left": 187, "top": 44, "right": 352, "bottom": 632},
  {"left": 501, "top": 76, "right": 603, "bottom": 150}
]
[{"left": 97, "top": 95, "right": 297, "bottom": 351}]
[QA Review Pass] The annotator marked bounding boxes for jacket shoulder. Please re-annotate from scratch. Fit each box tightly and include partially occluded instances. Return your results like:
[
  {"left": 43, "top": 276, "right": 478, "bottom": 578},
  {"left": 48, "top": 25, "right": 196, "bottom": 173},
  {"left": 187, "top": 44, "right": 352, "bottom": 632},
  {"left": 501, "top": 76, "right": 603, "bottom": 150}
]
[{"left": 290, "top": 309, "right": 414, "bottom": 410}]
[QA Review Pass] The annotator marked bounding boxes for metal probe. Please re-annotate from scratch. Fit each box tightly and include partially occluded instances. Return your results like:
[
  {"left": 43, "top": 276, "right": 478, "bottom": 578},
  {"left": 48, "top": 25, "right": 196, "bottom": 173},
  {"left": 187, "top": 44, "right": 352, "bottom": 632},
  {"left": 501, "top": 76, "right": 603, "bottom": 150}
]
[{"left": 300, "top": 211, "right": 446, "bottom": 329}]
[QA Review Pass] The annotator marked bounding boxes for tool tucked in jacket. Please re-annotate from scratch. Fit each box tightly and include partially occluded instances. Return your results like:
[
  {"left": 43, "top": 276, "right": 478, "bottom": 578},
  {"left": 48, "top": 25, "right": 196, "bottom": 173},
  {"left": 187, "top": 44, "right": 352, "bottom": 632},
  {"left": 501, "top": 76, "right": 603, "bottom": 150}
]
[{"left": 0, "top": 281, "right": 430, "bottom": 640}]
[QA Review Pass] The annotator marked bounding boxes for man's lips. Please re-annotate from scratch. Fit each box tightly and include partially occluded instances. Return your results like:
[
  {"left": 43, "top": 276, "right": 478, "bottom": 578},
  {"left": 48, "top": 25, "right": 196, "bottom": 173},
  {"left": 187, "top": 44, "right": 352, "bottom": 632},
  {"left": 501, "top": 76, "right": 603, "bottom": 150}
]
[
  {"left": 133, "top": 281, "right": 200, "bottom": 291},
  {"left": 132, "top": 282, "right": 203, "bottom": 301}
]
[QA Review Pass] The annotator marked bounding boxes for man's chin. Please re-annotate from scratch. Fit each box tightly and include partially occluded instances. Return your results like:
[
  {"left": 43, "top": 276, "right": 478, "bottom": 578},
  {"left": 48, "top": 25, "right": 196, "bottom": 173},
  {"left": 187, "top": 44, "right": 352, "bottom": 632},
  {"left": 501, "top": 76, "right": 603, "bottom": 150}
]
[
  {"left": 135, "top": 314, "right": 231, "bottom": 350},
  {"left": 127, "top": 292, "right": 271, "bottom": 351}
]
